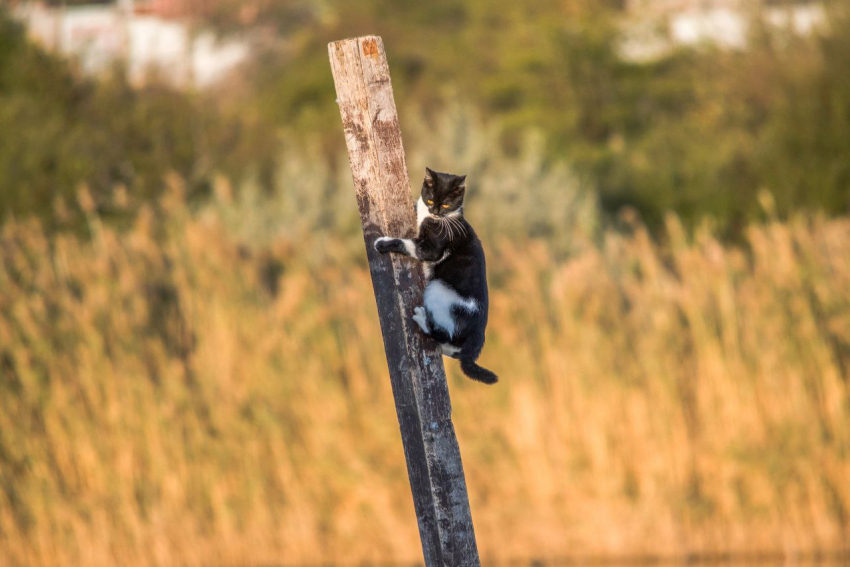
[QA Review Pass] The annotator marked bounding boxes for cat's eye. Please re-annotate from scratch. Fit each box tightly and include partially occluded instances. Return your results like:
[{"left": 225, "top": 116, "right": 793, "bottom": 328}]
[
  {"left": 426, "top": 199, "right": 434, "bottom": 205},
  {"left": 442, "top": 204, "right": 450, "bottom": 209}
]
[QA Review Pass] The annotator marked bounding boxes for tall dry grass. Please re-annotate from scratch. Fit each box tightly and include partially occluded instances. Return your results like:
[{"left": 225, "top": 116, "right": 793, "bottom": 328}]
[{"left": 0, "top": 176, "right": 848, "bottom": 566}]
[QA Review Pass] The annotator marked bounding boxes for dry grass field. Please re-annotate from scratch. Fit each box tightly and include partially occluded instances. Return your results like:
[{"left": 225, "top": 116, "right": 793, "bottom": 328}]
[{"left": 1, "top": 179, "right": 848, "bottom": 565}]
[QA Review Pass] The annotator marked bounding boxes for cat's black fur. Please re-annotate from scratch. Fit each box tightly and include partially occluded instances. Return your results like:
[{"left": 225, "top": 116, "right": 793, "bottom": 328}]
[{"left": 374, "top": 168, "right": 497, "bottom": 385}]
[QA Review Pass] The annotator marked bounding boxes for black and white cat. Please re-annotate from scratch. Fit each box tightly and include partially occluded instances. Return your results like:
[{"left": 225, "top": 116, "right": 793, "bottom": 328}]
[{"left": 375, "top": 168, "right": 498, "bottom": 385}]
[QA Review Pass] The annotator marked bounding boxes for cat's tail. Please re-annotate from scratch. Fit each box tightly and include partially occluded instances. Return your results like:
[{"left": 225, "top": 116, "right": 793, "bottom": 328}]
[{"left": 460, "top": 356, "right": 498, "bottom": 385}]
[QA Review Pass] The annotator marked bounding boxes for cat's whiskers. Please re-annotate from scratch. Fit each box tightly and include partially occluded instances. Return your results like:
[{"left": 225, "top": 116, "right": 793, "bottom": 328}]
[
  {"left": 440, "top": 216, "right": 454, "bottom": 241},
  {"left": 434, "top": 216, "right": 449, "bottom": 240},
  {"left": 445, "top": 214, "right": 466, "bottom": 240},
  {"left": 445, "top": 216, "right": 457, "bottom": 241},
  {"left": 450, "top": 216, "right": 466, "bottom": 234},
  {"left": 435, "top": 216, "right": 445, "bottom": 239}
]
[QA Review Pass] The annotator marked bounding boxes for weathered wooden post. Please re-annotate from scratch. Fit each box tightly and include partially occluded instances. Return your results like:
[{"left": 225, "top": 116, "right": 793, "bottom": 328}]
[{"left": 328, "top": 36, "right": 480, "bottom": 566}]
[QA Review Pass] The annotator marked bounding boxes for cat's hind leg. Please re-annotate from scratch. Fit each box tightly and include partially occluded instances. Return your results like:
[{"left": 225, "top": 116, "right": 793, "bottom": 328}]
[
  {"left": 414, "top": 305, "right": 461, "bottom": 358},
  {"left": 414, "top": 305, "right": 453, "bottom": 342},
  {"left": 423, "top": 309, "right": 453, "bottom": 344},
  {"left": 441, "top": 343, "right": 462, "bottom": 358}
]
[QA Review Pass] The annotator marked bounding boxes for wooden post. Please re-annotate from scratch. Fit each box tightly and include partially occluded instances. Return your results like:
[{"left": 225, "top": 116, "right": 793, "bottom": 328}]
[{"left": 328, "top": 36, "right": 480, "bottom": 566}]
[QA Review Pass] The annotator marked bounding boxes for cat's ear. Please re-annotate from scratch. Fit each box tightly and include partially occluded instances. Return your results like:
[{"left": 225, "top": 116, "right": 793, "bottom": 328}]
[
  {"left": 456, "top": 174, "right": 467, "bottom": 191},
  {"left": 424, "top": 167, "right": 435, "bottom": 188}
]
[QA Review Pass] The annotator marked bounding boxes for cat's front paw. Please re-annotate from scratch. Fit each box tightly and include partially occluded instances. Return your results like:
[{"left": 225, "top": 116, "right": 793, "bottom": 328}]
[
  {"left": 374, "top": 237, "right": 395, "bottom": 254},
  {"left": 420, "top": 216, "right": 440, "bottom": 229}
]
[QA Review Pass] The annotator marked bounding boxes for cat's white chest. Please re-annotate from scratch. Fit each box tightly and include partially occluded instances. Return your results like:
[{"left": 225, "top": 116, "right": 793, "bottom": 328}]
[
  {"left": 416, "top": 197, "right": 430, "bottom": 230},
  {"left": 418, "top": 197, "right": 434, "bottom": 279}
]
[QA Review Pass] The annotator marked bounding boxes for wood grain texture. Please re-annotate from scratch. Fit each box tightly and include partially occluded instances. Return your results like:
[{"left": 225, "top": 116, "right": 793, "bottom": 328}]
[{"left": 328, "top": 36, "right": 480, "bottom": 566}]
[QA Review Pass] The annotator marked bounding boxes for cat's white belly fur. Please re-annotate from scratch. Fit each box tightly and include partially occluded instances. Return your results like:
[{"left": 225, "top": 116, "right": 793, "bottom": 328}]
[{"left": 423, "top": 280, "right": 478, "bottom": 338}]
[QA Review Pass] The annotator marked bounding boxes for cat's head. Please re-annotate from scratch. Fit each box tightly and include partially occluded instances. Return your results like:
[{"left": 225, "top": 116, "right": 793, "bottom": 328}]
[{"left": 420, "top": 167, "right": 466, "bottom": 217}]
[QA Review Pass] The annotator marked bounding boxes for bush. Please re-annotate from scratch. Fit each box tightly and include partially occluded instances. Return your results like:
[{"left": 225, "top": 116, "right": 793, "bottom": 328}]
[{"left": 0, "top": 11, "right": 272, "bottom": 232}]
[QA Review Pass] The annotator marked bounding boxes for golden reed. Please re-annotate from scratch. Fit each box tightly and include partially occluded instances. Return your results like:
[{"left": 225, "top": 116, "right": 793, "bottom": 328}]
[{"left": 0, "top": 190, "right": 847, "bottom": 565}]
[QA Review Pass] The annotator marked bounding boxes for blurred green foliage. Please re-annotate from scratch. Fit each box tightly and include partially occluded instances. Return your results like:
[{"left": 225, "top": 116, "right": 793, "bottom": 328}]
[
  {"left": 1, "top": 2, "right": 849, "bottom": 237},
  {"left": 252, "top": 0, "right": 850, "bottom": 237},
  {"left": 0, "top": 11, "right": 272, "bottom": 231}
]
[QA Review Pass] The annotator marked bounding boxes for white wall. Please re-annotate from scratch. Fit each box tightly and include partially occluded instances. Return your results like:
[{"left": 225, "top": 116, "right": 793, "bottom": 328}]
[{"left": 13, "top": 3, "right": 250, "bottom": 89}]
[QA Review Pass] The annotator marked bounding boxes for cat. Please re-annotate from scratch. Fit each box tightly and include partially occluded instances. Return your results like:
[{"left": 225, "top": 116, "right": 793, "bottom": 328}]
[{"left": 374, "top": 167, "right": 498, "bottom": 385}]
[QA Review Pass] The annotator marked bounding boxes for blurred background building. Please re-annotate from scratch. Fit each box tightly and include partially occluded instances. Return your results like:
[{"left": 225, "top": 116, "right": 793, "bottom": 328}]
[
  {"left": 10, "top": 0, "right": 250, "bottom": 86},
  {"left": 9, "top": 0, "right": 827, "bottom": 87}
]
